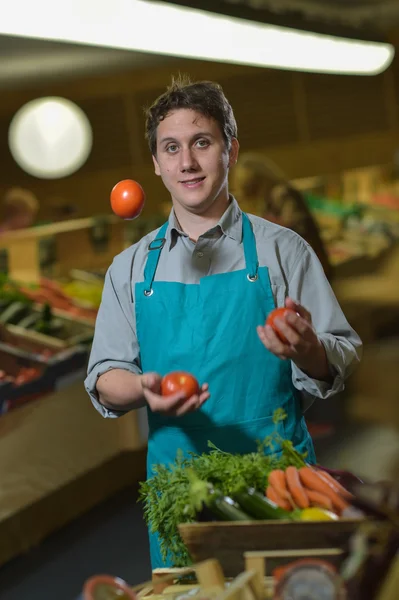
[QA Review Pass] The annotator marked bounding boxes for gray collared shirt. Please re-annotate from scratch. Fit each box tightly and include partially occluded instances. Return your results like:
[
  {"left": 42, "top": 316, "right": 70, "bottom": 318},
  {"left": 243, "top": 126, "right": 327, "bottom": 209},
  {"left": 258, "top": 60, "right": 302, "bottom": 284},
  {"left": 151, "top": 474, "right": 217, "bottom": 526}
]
[{"left": 85, "top": 197, "right": 362, "bottom": 417}]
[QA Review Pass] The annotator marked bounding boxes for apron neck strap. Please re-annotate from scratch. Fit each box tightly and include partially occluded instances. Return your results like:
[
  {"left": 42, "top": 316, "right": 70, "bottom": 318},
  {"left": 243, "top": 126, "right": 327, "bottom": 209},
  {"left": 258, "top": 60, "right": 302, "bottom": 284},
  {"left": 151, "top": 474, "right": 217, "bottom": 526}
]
[
  {"left": 143, "top": 221, "right": 169, "bottom": 293},
  {"left": 143, "top": 213, "right": 259, "bottom": 292},
  {"left": 242, "top": 212, "right": 259, "bottom": 279}
]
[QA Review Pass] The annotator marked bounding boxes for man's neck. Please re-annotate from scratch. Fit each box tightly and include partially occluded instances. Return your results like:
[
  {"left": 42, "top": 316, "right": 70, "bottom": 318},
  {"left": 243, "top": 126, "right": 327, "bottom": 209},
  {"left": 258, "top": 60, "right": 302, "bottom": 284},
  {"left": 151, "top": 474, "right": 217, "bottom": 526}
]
[{"left": 173, "top": 194, "right": 231, "bottom": 242}]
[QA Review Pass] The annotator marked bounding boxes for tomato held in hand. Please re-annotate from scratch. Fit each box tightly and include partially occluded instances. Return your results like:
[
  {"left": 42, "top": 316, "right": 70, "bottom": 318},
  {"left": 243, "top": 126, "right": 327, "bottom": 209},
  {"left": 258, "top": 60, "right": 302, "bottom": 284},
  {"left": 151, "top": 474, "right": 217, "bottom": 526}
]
[
  {"left": 266, "top": 307, "right": 298, "bottom": 344},
  {"left": 161, "top": 371, "right": 200, "bottom": 399},
  {"left": 110, "top": 179, "right": 145, "bottom": 220}
]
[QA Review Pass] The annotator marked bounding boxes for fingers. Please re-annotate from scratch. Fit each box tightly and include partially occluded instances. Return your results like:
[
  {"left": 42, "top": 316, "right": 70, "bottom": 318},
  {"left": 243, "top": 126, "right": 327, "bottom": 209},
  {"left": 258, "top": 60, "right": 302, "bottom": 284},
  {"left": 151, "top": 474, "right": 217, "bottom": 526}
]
[
  {"left": 257, "top": 312, "right": 316, "bottom": 359},
  {"left": 285, "top": 297, "right": 312, "bottom": 323},
  {"left": 143, "top": 387, "right": 185, "bottom": 412},
  {"left": 257, "top": 324, "right": 289, "bottom": 359},
  {"left": 143, "top": 380, "right": 210, "bottom": 417},
  {"left": 278, "top": 312, "right": 314, "bottom": 344},
  {"left": 141, "top": 372, "right": 162, "bottom": 393},
  {"left": 172, "top": 388, "right": 210, "bottom": 416},
  {"left": 174, "top": 391, "right": 209, "bottom": 416}
]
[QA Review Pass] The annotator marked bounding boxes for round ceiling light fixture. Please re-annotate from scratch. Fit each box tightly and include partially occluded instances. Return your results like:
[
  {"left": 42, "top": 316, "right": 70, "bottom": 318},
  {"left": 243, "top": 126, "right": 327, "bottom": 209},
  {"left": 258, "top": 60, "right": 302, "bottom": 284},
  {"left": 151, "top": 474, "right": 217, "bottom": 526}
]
[{"left": 8, "top": 96, "right": 93, "bottom": 179}]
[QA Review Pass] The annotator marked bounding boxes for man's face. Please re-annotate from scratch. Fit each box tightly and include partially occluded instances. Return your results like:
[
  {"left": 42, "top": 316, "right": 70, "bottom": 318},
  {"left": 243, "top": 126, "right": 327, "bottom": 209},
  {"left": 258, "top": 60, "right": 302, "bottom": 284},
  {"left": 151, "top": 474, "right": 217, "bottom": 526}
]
[
  {"left": 8, "top": 205, "right": 36, "bottom": 229},
  {"left": 152, "top": 109, "right": 238, "bottom": 215}
]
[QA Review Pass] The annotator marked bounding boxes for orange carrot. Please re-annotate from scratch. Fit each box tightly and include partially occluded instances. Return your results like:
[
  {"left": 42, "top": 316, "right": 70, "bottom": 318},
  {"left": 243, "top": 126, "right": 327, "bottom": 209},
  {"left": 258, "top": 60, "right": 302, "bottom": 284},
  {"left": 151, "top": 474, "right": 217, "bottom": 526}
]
[
  {"left": 307, "top": 489, "right": 334, "bottom": 511},
  {"left": 313, "top": 468, "right": 353, "bottom": 499},
  {"left": 299, "top": 467, "right": 349, "bottom": 514},
  {"left": 268, "top": 469, "right": 295, "bottom": 509},
  {"left": 268, "top": 470, "right": 289, "bottom": 499},
  {"left": 266, "top": 485, "right": 292, "bottom": 511},
  {"left": 285, "top": 466, "right": 310, "bottom": 509}
]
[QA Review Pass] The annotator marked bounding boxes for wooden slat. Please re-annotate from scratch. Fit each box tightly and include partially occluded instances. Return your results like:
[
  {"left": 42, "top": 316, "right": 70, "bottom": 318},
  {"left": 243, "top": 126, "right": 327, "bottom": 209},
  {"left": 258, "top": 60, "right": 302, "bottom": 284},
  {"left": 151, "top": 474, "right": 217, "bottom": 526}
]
[{"left": 179, "top": 519, "right": 363, "bottom": 577}]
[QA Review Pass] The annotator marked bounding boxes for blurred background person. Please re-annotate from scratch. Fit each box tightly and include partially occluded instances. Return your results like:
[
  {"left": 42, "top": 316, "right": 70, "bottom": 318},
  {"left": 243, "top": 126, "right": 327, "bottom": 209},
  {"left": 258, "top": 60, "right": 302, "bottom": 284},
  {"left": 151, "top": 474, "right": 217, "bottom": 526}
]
[
  {"left": 0, "top": 187, "right": 39, "bottom": 233},
  {"left": 231, "top": 153, "right": 332, "bottom": 279}
]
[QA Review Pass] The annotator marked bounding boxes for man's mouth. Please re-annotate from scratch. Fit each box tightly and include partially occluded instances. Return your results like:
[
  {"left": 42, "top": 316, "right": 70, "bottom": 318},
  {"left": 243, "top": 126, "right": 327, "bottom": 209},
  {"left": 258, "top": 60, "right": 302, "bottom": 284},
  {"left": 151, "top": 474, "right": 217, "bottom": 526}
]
[{"left": 180, "top": 177, "right": 206, "bottom": 187}]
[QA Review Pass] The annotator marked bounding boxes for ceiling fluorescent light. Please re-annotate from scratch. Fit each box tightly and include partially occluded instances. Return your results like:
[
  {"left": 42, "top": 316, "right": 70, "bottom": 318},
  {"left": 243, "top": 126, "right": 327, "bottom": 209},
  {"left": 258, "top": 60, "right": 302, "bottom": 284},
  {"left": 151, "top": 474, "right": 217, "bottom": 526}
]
[{"left": 0, "top": 0, "right": 394, "bottom": 75}]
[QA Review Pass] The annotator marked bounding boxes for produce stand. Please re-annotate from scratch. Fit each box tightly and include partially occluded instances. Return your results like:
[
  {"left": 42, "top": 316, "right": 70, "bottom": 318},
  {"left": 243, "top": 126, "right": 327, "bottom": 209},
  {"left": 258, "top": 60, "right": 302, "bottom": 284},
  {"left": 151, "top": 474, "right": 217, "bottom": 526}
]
[
  {"left": 89, "top": 489, "right": 396, "bottom": 600},
  {"left": 0, "top": 215, "right": 149, "bottom": 568},
  {"left": 0, "top": 215, "right": 125, "bottom": 284},
  {"left": 0, "top": 343, "right": 88, "bottom": 414},
  {"left": 137, "top": 413, "right": 398, "bottom": 600},
  {"left": 82, "top": 517, "right": 398, "bottom": 600}
]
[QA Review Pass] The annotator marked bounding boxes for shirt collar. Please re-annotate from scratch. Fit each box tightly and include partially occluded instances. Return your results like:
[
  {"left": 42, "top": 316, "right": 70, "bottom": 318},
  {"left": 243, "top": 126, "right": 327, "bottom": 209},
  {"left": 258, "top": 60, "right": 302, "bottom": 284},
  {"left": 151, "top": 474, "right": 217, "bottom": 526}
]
[
  {"left": 219, "top": 196, "right": 242, "bottom": 242},
  {"left": 166, "top": 195, "right": 243, "bottom": 249}
]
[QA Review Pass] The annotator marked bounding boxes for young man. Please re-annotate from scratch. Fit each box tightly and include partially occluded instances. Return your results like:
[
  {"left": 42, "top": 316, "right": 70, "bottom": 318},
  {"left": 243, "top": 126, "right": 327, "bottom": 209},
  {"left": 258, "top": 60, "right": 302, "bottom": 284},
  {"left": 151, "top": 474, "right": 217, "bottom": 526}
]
[{"left": 85, "top": 78, "right": 362, "bottom": 569}]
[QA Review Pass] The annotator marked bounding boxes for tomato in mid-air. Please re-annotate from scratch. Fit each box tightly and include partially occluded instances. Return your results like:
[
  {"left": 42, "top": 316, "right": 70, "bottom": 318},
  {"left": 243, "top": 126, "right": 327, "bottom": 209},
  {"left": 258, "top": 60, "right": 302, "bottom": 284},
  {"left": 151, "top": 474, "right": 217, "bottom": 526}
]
[
  {"left": 110, "top": 179, "right": 145, "bottom": 220},
  {"left": 161, "top": 372, "right": 200, "bottom": 399},
  {"left": 266, "top": 307, "right": 298, "bottom": 344}
]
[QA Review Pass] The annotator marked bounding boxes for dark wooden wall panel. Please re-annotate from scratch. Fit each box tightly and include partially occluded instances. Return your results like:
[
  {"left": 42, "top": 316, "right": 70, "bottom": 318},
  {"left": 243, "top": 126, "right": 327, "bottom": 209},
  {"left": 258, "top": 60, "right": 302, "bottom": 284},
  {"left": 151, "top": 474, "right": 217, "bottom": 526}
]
[
  {"left": 304, "top": 73, "right": 389, "bottom": 139},
  {"left": 220, "top": 71, "right": 300, "bottom": 149}
]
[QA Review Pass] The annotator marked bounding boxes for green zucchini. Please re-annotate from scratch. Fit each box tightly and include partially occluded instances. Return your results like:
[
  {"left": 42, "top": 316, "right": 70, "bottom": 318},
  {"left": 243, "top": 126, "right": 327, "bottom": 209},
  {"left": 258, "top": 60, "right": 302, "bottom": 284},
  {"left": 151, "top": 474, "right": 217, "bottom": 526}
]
[
  {"left": 18, "top": 312, "right": 41, "bottom": 329},
  {"left": 234, "top": 488, "right": 291, "bottom": 520},
  {"left": 0, "top": 298, "right": 12, "bottom": 312},
  {"left": 0, "top": 301, "right": 30, "bottom": 325},
  {"left": 208, "top": 491, "right": 255, "bottom": 522}
]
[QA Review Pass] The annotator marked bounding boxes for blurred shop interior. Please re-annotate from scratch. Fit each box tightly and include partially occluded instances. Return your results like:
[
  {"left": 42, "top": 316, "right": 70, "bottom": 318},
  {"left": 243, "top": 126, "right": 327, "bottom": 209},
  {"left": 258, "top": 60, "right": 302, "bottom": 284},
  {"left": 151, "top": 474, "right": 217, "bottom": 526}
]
[{"left": 0, "top": 1, "right": 398, "bottom": 598}]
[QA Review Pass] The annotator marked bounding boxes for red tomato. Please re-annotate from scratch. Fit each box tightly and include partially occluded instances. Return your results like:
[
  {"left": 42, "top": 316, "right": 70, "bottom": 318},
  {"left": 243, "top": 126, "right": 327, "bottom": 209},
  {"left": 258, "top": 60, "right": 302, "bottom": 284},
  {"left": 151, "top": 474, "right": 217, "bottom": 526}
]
[
  {"left": 266, "top": 307, "right": 298, "bottom": 344},
  {"left": 110, "top": 179, "right": 145, "bottom": 220},
  {"left": 161, "top": 372, "right": 200, "bottom": 399},
  {"left": 83, "top": 574, "right": 137, "bottom": 600}
]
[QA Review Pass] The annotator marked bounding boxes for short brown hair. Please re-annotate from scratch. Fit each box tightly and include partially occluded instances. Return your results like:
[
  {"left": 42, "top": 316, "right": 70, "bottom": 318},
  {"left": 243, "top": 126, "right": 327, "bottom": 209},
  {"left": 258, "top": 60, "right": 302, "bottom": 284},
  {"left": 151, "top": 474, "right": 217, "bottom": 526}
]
[
  {"left": 144, "top": 75, "right": 238, "bottom": 155},
  {"left": 3, "top": 187, "right": 39, "bottom": 214}
]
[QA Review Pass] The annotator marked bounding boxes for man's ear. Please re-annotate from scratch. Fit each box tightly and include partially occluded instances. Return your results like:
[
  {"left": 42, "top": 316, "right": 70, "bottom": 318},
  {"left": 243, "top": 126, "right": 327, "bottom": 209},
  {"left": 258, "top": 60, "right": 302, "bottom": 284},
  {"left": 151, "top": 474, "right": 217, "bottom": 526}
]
[
  {"left": 152, "top": 154, "right": 161, "bottom": 176},
  {"left": 228, "top": 138, "right": 239, "bottom": 168}
]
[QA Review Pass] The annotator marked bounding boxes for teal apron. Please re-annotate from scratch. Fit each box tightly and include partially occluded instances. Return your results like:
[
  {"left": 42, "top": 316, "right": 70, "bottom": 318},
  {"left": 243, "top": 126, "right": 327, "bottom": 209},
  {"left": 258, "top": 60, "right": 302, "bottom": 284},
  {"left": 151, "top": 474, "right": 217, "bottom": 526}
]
[{"left": 135, "top": 212, "right": 316, "bottom": 569}]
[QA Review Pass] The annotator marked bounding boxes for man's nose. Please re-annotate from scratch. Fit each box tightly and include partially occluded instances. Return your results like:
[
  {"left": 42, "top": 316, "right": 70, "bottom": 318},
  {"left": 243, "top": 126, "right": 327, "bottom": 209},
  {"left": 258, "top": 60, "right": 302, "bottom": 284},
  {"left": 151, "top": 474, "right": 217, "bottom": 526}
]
[{"left": 179, "top": 147, "right": 198, "bottom": 172}]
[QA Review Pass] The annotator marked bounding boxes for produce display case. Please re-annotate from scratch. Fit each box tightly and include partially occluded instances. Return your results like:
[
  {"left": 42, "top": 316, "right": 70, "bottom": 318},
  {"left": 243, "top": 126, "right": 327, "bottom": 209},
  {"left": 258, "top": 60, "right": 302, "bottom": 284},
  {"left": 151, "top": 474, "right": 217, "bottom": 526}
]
[
  {"left": 0, "top": 215, "right": 148, "bottom": 570},
  {"left": 0, "top": 215, "right": 125, "bottom": 284},
  {"left": 2, "top": 306, "right": 94, "bottom": 349},
  {"left": 0, "top": 344, "right": 88, "bottom": 414}
]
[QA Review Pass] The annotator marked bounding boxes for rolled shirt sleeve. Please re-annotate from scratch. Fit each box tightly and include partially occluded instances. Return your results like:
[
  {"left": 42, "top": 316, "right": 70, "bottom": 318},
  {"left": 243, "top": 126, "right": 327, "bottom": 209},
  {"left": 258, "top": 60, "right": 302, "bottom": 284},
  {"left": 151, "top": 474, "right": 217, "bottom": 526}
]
[
  {"left": 85, "top": 260, "right": 141, "bottom": 418},
  {"left": 288, "top": 243, "right": 362, "bottom": 402}
]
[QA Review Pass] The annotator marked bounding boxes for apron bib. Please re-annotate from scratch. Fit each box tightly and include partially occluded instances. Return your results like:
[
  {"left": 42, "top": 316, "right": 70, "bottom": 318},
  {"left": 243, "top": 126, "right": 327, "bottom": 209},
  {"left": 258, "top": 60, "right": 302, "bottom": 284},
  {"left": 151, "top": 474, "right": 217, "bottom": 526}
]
[{"left": 135, "top": 213, "right": 315, "bottom": 569}]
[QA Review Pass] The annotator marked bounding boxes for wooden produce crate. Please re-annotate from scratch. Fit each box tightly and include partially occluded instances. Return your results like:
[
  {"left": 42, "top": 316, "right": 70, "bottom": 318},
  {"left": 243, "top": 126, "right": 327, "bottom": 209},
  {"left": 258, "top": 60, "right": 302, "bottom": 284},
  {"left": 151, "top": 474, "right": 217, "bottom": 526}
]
[
  {"left": 4, "top": 306, "right": 94, "bottom": 350},
  {"left": 0, "top": 322, "right": 83, "bottom": 357},
  {"left": 179, "top": 519, "right": 363, "bottom": 578},
  {"left": 82, "top": 521, "right": 398, "bottom": 600}
]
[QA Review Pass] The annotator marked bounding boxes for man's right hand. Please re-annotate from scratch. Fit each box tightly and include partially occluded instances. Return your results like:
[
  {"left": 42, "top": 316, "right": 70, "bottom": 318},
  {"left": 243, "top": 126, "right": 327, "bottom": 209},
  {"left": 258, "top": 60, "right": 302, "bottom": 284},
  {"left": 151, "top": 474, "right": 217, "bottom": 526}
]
[{"left": 141, "top": 372, "right": 210, "bottom": 416}]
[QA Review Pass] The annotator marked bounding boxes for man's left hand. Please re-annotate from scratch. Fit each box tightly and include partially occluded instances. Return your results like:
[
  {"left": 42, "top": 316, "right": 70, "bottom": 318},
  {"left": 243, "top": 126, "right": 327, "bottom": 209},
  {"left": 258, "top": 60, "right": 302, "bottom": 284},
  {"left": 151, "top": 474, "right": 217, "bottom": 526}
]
[{"left": 257, "top": 297, "right": 332, "bottom": 382}]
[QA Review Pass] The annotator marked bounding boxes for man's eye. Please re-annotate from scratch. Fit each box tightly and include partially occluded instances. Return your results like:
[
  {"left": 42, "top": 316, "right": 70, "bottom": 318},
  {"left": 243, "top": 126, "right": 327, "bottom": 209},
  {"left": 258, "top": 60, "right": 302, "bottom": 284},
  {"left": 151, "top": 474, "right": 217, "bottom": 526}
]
[
  {"left": 196, "top": 139, "right": 209, "bottom": 148},
  {"left": 166, "top": 144, "right": 178, "bottom": 153}
]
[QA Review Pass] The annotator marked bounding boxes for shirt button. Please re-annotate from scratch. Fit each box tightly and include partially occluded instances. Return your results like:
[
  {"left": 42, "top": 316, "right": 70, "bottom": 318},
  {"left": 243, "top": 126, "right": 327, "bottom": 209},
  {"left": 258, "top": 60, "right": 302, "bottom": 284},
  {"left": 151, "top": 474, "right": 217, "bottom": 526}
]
[{"left": 196, "top": 251, "right": 204, "bottom": 258}]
